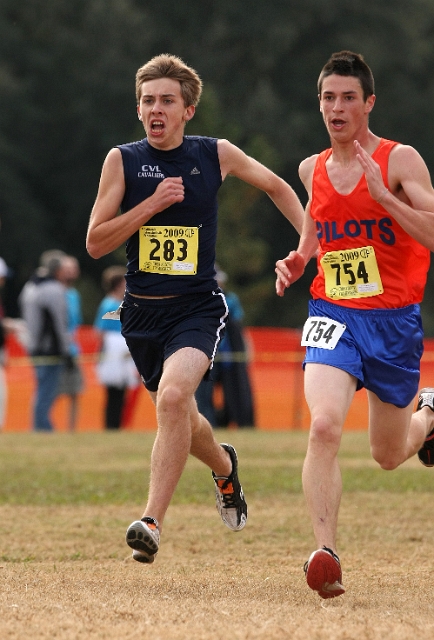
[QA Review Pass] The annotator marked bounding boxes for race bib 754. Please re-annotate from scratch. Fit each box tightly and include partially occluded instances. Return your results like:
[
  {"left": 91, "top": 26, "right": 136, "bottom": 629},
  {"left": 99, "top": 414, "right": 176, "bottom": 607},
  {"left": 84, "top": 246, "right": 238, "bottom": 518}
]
[
  {"left": 301, "top": 316, "right": 346, "bottom": 350},
  {"left": 321, "top": 245, "right": 383, "bottom": 300}
]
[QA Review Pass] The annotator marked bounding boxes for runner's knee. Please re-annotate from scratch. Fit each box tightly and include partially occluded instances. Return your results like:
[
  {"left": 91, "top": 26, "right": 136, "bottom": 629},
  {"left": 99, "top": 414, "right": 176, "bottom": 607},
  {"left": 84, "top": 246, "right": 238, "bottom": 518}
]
[
  {"left": 157, "top": 384, "right": 187, "bottom": 415},
  {"left": 309, "top": 414, "right": 342, "bottom": 452},
  {"left": 371, "top": 446, "right": 402, "bottom": 470}
]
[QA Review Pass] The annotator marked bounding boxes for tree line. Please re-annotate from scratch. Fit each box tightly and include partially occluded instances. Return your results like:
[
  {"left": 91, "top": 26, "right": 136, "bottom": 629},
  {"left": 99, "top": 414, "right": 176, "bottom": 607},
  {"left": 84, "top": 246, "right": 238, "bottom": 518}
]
[{"left": 2, "top": 0, "right": 434, "bottom": 331}]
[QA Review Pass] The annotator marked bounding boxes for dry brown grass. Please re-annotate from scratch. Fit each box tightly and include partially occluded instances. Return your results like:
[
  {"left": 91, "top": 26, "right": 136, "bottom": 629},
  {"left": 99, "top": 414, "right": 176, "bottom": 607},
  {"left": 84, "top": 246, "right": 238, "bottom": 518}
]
[{"left": 1, "top": 492, "right": 433, "bottom": 639}]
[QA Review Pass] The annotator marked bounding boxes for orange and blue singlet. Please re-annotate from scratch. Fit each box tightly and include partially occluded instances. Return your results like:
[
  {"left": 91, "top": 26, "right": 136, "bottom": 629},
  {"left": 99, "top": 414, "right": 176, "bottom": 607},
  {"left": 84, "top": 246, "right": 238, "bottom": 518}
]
[{"left": 303, "top": 139, "right": 429, "bottom": 407}]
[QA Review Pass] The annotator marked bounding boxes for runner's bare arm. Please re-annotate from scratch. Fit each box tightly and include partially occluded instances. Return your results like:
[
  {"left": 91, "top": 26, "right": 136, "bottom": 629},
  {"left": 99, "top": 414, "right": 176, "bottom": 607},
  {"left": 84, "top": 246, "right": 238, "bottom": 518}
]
[
  {"left": 217, "top": 139, "right": 304, "bottom": 234},
  {"left": 355, "top": 141, "right": 434, "bottom": 252},
  {"left": 86, "top": 148, "right": 185, "bottom": 259},
  {"left": 275, "top": 155, "right": 319, "bottom": 297},
  {"left": 275, "top": 205, "right": 318, "bottom": 296}
]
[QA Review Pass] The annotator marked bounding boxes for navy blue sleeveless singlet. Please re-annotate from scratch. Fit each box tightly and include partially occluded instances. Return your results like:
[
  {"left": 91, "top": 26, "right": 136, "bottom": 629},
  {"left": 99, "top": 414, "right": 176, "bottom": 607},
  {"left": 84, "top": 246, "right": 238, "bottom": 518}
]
[{"left": 118, "top": 136, "right": 222, "bottom": 296}]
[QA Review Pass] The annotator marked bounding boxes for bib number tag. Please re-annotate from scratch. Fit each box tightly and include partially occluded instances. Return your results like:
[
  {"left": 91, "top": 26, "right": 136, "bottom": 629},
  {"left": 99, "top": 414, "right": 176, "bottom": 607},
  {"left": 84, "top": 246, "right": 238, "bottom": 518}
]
[
  {"left": 139, "top": 225, "right": 199, "bottom": 275},
  {"left": 102, "top": 307, "right": 121, "bottom": 320},
  {"left": 321, "top": 245, "right": 383, "bottom": 300},
  {"left": 301, "top": 316, "right": 346, "bottom": 350}
]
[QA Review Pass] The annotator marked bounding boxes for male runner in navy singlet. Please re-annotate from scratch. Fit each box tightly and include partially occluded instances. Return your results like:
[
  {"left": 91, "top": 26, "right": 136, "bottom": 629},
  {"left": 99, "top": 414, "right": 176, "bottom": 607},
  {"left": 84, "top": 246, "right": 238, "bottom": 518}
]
[{"left": 87, "top": 54, "right": 304, "bottom": 564}]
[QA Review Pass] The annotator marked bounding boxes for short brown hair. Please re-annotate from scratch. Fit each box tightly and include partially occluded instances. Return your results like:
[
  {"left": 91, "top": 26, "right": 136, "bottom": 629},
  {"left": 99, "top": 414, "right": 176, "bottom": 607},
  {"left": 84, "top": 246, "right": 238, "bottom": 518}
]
[
  {"left": 135, "top": 53, "right": 203, "bottom": 107},
  {"left": 101, "top": 266, "right": 125, "bottom": 294},
  {"left": 318, "top": 51, "right": 375, "bottom": 102}
]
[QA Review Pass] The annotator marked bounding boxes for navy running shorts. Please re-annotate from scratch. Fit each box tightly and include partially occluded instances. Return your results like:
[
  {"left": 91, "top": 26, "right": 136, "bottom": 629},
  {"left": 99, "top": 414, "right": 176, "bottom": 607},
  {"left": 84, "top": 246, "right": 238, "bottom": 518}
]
[
  {"left": 303, "top": 298, "right": 424, "bottom": 408},
  {"left": 120, "top": 290, "right": 228, "bottom": 392}
]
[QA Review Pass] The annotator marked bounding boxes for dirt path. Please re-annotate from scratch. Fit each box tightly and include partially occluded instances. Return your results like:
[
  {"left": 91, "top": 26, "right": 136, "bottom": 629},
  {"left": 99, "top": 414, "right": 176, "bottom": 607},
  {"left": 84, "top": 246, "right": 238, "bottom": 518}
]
[{"left": 1, "top": 496, "right": 433, "bottom": 639}]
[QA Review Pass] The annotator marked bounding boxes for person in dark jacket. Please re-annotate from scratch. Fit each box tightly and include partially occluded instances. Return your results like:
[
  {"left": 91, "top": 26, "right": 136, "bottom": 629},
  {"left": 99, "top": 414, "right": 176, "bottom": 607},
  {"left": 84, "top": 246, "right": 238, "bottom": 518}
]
[{"left": 195, "top": 267, "right": 254, "bottom": 428}]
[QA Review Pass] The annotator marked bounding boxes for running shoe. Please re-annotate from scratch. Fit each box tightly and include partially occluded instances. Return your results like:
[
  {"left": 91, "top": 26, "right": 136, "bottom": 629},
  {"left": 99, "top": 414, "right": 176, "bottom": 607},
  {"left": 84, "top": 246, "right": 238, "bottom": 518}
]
[
  {"left": 126, "top": 516, "right": 160, "bottom": 564},
  {"left": 212, "top": 443, "right": 247, "bottom": 531},
  {"left": 417, "top": 388, "right": 434, "bottom": 467},
  {"left": 304, "top": 546, "right": 345, "bottom": 599}
]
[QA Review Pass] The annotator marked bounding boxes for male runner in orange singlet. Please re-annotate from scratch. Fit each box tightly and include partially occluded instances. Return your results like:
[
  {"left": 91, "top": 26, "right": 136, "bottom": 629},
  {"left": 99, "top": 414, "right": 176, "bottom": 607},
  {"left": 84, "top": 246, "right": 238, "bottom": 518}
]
[{"left": 276, "top": 51, "right": 434, "bottom": 599}]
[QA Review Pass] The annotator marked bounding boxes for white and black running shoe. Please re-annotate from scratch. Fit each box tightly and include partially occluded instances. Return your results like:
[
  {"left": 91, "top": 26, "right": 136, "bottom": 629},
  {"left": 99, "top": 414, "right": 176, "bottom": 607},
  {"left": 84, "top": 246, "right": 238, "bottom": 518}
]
[
  {"left": 212, "top": 443, "right": 247, "bottom": 531},
  {"left": 417, "top": 388, "right": 434, "bottom": 467},
  {"left": 126, "top": 517, "right": 160, "bottom": 564}
]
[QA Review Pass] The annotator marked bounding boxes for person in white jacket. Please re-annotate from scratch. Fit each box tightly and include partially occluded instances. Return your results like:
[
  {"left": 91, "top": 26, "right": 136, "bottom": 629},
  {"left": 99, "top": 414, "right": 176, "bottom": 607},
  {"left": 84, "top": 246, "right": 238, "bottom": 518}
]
[{"left": 94, "top": 266, "right": 139, "bottom": 429}]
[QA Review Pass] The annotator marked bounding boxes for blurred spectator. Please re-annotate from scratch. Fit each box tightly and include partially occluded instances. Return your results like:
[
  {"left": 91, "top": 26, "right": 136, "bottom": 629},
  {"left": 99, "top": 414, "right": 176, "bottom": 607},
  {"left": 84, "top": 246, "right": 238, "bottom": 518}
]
[
  {"left": 195, "top": 266, "right": 255, "bottom": 428},
  {"left": 19, "top": 253, "right": 71, "bottom": 431},
  {"left": 0, "top": 258, "right": 10, "bottom": 429},
  {"left": 33, "top": 249, "right": 67, "bottom": 280},
  {"left": 94, "top": 266, "right": 140, "bottom": 429},
  {"left": 0, "top": 258, "right": 34, "bottom": 430},
  {"left": 57, "top": 255, "right": 84, "bottom": 431}
]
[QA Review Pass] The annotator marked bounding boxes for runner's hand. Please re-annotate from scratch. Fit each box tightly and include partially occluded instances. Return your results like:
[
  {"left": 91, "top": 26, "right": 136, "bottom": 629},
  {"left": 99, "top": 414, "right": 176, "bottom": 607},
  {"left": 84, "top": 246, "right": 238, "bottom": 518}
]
[
  {"left": 275, "top": 251, "right": 305, "bottom": 297},
  {"left": 151, "top": 177, "right": 185, "bottom": 212},
  {"left": 354, "top": 140, "right": 387, "bottom": 203}
]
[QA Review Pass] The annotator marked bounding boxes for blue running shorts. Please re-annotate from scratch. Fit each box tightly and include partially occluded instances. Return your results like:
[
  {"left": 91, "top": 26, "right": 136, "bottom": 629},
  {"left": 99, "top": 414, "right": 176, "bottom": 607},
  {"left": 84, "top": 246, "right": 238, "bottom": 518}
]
[
  {"left": 303, "top": 298, "right": 424, "bottom": 408},
  {"left": 120, "top": 290, "right": 228, "bottom": 392}
]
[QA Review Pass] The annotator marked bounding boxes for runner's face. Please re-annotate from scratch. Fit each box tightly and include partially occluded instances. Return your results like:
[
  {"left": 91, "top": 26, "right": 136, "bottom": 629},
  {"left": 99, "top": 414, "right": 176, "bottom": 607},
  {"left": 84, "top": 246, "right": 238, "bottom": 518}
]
[
  {"left": 137, "top": 78, "right": 195, "bottom": 150},
  {"left": 319, "top": 74, "right": 375, "bottom": 142}
]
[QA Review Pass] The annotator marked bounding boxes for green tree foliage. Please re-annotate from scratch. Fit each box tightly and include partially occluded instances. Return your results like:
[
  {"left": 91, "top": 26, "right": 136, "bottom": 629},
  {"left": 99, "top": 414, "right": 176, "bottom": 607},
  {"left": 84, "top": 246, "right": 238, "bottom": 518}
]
[{"left": 1, "top": 0, "right": 434, "bottom": 328}]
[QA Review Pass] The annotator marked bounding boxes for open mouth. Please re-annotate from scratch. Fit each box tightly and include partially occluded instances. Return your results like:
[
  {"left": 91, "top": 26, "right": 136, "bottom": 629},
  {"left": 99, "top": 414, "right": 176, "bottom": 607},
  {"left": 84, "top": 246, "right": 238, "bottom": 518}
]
[
  {"left": 331, "top": 119, "right": 346, "bottom": 128},
  {"left": 151, "top": 120, "right": 165, "bottom": 132}
]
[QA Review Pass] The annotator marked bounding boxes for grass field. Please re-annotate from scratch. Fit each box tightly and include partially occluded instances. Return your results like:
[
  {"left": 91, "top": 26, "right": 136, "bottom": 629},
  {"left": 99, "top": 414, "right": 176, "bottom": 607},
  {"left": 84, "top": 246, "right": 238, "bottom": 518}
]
[{"left": 0, "top": 429, "right": 433, "bottom": 639}]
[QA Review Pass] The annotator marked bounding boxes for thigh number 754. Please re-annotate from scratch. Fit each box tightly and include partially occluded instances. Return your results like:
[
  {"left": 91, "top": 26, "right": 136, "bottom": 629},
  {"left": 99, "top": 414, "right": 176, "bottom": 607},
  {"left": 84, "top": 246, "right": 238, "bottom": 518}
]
[{"left": 301, "top": 316, "right": 346, "bottom": 350}]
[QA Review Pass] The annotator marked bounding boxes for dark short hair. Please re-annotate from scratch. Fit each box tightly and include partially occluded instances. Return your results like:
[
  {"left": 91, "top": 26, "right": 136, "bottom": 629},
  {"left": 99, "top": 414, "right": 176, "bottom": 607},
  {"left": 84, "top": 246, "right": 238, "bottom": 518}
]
[
  {"left": 318, "top": 50, "right": 375, "bottom": 101},
  {"left": 45, "top": 257, "right": 63, "bottom": 277}
]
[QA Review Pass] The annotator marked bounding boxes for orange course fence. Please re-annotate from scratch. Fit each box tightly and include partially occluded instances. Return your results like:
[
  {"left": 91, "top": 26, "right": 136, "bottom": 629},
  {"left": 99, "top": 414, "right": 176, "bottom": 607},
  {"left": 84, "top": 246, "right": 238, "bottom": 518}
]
[{"left": 4, "top": 326, "right": 434, "bottom": 432}]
